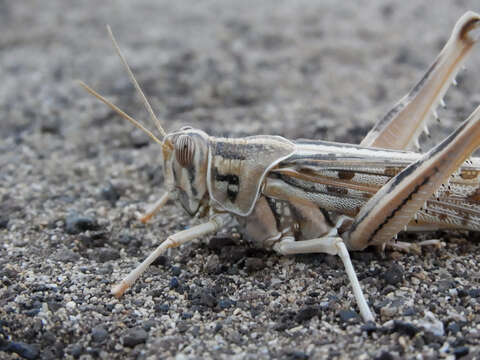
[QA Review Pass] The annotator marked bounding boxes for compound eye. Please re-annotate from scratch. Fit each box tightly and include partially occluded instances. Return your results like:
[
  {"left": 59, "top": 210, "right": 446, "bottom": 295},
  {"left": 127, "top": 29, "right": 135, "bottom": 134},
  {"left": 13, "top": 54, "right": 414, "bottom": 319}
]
[{"left": 175, "top": 135, "right": 195, "bottom": 167}]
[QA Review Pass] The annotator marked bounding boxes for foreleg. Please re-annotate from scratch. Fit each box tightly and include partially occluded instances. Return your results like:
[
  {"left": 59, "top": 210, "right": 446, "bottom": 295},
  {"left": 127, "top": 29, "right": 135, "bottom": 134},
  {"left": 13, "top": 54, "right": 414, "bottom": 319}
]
[
  {"left": 112, "top": 213, "right": 232, "bottom": 298},
  {"left": 138, "top": 192, "right": 170, "bottom": 223}
]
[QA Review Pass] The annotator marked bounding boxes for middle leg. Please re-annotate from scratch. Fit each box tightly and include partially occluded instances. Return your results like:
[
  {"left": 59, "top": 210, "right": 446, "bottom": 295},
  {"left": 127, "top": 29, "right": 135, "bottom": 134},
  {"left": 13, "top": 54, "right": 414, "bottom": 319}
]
[{"left": 273, "top": 232, "right": 375, "bottom": 323}]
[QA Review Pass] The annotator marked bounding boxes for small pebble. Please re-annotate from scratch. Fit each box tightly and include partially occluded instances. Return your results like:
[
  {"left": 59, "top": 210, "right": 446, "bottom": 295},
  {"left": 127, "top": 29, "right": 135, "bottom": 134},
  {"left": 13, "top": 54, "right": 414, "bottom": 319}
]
[
  {"left": 1, "top": 341, "right": 39, "bottom": 360},
  {"left": 245, "top": 258, "right": 265, "bottom": 272},
  {"left": 91, "top": 327, "right": 108, "bottom": 343},
  {"left": 197, "top": 290, "right": 217, "bottom": 308},
  {"left": 155, "top": 303, "right": 169, "bottom": 313},
  {"left": 338, "top": 309, "right": 359, "bottom": 323},
  {"left": 169, "top": 277, "right": 179, "bottom": 289},
  {"left": 208, "top": 236, "right": 236, "bottom": 250},
  {"left": 453, "top": 346, "right": 469, "bottom": 358},
  {"left": 118, "top": 233, "right": 135, "bottom": 245},
  {"left": 361, "top": 322, "right": 377, "bottom": 334},
  {"left": 375, "top": 351, "right": 394, "bottom": 360},
  {"left": 214, "top": 323, "right": 223, "bottom": 333},
  {"left": 285, "top": 350, "right": 309, "bottom": 360},
  {"left": 468, "top": 288, "right": 480, "bottom": 298},
  {"left": 382, "top": 263, "right": 404, "bottom": 286},
  {"left": 403, "top": 307, "right": 417, "bottom": 316},
  {"left": 152, "top": 255, "right": 168, "bottom": 267},
  {"left": 66, "top": 301, "right": 76, "bottom": 311},
  {"left": 0, "top": 215, "right": 9, "bottom": 229},
  {"left": 181, "top": 312, "right": 193, "bottom": 320},
  {"left": 295, "top": 306, "right": 319, "bottom": 323},
  {"left": 65, "top": 214, "right": 99, "bottom": 235},
  {"left": 218, "top": 299, "right": 234, "bottom": 310},
  {"left": 68, "top": 344, "right": 83, "bottom": 357},
  {"left": 123, "top": 328, "right": 148, "bottom": 347},
  {"left": 100, "top": 182, "right": 120, "bottom": 205},
  {"left": 447, "top": 322, "right": 460, "bottom": 335},
  {"left": 171, "top": 266, "right": 181, "bottom": 276},
  {"left": 143, "top": 319, "right": 157, "bottom": 331},
  {"left": 392, "top": 321, "right": 420, "bottom": 337}
]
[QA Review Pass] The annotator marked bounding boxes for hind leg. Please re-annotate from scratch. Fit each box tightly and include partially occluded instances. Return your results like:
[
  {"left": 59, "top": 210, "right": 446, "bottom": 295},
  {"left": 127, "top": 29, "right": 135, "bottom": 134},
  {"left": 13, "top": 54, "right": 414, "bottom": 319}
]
[
  {"left": 361, "top": 12, "right": 480, "bottom": 151},
  {"left": 347, "top": 105, "right": 480, "bottom": 251}
]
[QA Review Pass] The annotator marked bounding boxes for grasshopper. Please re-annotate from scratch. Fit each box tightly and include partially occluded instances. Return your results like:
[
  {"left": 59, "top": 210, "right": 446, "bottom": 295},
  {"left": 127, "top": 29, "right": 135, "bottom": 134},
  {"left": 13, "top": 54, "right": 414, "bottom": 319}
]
[{"left": 79, "top": 12, "right": 480, "bottom": 322}]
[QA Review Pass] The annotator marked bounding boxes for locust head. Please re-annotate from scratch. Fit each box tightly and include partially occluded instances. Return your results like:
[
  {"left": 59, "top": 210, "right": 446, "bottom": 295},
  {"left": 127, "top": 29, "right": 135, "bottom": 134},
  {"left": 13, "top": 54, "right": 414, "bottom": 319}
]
[{"left": 162, "top": 127, "right": 210, "bottom": 216}]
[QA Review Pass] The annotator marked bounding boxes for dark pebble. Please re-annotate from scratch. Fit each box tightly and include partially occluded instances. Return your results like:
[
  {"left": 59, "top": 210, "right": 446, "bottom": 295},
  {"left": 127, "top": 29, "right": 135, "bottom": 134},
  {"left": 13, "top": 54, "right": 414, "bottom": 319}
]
[
  {"left": 382, "top": 263, "right": 404, "bottom": 286},
  {"left": 79, "top": 231, "right": 108, "bottom": 248},
  {"left": 447, "top": 322, "right": 461, "bottom": 335},
  {"left": 208, "top": 236, "right": 236, "bottom": 250},
  {"left": 40, "top": 116, "right": 61, "bottom": 134},
  {"left": 171, "top": 266, "right": 181, "bottom": 276},
  {"left": 92, "top": 247, "right": 120, "bottom": 262},
  {"left": 118, "top": 233, "right": 135, "bottom": 245},
  {"left": 143, "top": 319, "right": 157, "bottom": 331},
  {"left": 361, "top": 321, "right": 377, "bottom": 334},
  {"left": 24, "top": 309, "right": 40, "bottom": 317},
  {"left": 436, "top": 279, "right": 454, "bottom": 292},
  {"left": 169, "top": 277, "right": 179, "bottom": 289},
  {"left": 152, "top": 255, "right": 168, "bottom": 267},
  {"left": 468, "top": 288, "right": 480, "bottom": 298},
  {"left": 285, "top": 350, "right": 309, "bottom": 360},
  {"left": 220, "top": 246, "right": 246, "bottom": 262},
  {"left": 47, "top": 301, "right": 63, "bottom": 313},
  {"left": 0, "top": 215, "right": 8, "bottom": 229},
  {"left": 392, "top": 320, "right": 420, "bottom": 337},
  {"left": 453, "top": 346, "right": 469, "bottom": 358},
  {"left": 123, "top": 328, "right": 148, "bottom": 347},
  {"left": 91, "top": 326, "right": 108, "bottom": 343},
  {"left": 295, "top": 306, "right": 319, "bottom": 323},
  {"left": 423, "top": 331, "right": 443, "bottom": 345},
  {"left": 1, "top": 341, "right": 39, "bottom": 360},
  {"left": 214, "top": 323, "right": 222, "bottom": 333},
  {"left": 375, "top": 351, "right": 394, "bottom": 360},
  {"left": 198, "top": 290, "right": 217, "bottom": 308},
  {"left": 100, "top": 182, "right": 120, "bottom": 206},
  {"left": 218, "top": 298, "right": 235, "bottom": 310},
  {"left": 1, "top": 266, "right": 18, "bottom": 279},
  {"left": 65, "top": 214, "right": 99, "bottom": 235},
  {"left": 245, "top": 258, "right": 265, "bottom": 272},
  {"left": 181, "top": 312, "right": 193, "bottom": 320},
  {"left": 68, "top": 343, "right": 83, "bottom": 358},
  {"left": 177, "top": 321, "right": 189, "bottom": 333},
  {"left": 338, "top": 309, "right": 359, "bottom": 323},
  {"left": 403, "top": 307, "right": 417, "bottom": 316},
  {"left": 457, "top": 288, "right": 468, "bottom": 298},
  {"left": 155, "top": 303, "right": 169, "bottom": 313}
]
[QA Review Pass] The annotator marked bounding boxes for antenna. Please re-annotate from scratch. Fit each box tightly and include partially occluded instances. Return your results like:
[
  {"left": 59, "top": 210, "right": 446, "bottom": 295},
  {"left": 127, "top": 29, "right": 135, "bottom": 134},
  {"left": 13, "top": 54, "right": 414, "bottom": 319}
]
[
  {"left": 107, "top": 25, "right": 167, "bottom": 139},
  {"left": 77, "top": 80, "right": 166, "bottom": 148}
]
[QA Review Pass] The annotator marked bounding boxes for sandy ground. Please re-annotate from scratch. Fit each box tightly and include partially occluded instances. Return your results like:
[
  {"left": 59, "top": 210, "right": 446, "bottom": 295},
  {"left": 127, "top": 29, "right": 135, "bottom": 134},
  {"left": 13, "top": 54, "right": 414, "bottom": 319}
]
[{"left": 2, "top": 1, "right": 480, "bottom": 359}]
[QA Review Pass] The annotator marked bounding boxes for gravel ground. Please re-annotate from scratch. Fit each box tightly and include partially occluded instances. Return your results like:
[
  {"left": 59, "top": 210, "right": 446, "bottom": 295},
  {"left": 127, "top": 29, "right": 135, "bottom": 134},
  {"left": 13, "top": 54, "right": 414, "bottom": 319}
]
[{"left": 2, "top": 1, "right": 480, "bottom": 359}]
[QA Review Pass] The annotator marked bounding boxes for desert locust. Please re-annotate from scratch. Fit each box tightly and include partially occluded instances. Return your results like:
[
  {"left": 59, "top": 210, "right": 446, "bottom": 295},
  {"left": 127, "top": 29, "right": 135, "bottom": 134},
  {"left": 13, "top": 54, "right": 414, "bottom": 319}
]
[{"left": 79, "top": 12, "right": 480, "bottom": 322}]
